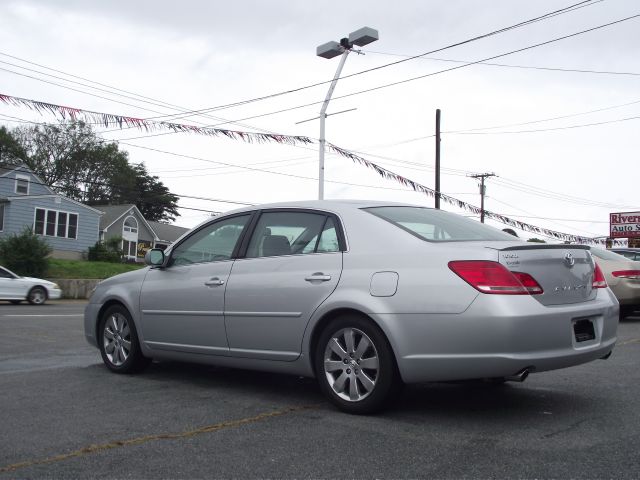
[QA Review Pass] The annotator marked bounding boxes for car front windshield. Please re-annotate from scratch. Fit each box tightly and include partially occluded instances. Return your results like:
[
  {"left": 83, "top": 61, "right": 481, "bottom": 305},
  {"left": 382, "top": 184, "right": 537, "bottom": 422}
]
[{"left": 364, "top": 206, "right": 518, "bottom": 242}]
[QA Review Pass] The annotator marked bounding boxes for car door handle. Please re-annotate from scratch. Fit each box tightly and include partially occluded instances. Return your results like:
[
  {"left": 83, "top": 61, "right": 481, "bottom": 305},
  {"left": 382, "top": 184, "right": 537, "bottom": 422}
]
[
  {"left": 204, "top": 277, "right": 225, "bottom": 287},
  {"left": 305, "top": 273, "right": 331, "bottom": 282}
]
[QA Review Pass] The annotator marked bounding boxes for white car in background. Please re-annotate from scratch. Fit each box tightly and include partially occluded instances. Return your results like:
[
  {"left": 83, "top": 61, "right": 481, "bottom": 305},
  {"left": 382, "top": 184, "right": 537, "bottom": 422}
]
[{"left": 0, "top": 266, "right": 62, "bottom": 305}]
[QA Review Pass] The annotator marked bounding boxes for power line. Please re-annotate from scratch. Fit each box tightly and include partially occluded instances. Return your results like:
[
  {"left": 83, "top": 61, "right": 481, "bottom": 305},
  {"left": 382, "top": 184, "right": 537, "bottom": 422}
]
[
  {"left": 487, "top": 195, "right": 602, "bottom": 236},
  {"left": 364, "top": 51, "right": 640, "bottom": 77},
  {"left": 112, "top": 0, "right": 600, "bottom": 124},
  {"left": 451, "top": 115, "right": 640, "bottom": 135},
  {"left": 0, "top": 58, "right": 287, "bottom": 134},
  {"left": 0, "top": 116, "right": 616, "bottom": 242},
  {"left": 0, "top": 114, "right": 444, "bottom": 195},
  {"left": 112, "top": 12, "right": 640, "bottom": 143},
  {"left": 11, "top": 0, "right": 592, "bottom": 145},
  {"left": 491, "top": 177, "right": 638, "bottom": 209},
  {"left": 4, "top": 112, "right": 637, "bottom": 211},
  {"left": 0, "top": 160, "right": 256, "bottom": 208},
  {"left": 491, "top": 214, "right": 609, "bottom": 223}
]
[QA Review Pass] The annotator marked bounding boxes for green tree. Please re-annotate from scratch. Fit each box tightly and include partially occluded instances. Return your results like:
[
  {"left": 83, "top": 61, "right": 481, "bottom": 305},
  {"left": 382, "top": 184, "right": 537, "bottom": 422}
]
[
  {"left": 0, "top": 228, "right": 51, "bottom": 277},
  {"left": 8, "top": 121, "right": 179, "bottom": 222},
  {"left": 124, "top": 163, "right": 179, "bottom": 222},
  {"left": 527, "top": 238, "right": 547, "bottom": 243},
  {"left": 0, "top": 126, "right": 27, "bottom": 164}
]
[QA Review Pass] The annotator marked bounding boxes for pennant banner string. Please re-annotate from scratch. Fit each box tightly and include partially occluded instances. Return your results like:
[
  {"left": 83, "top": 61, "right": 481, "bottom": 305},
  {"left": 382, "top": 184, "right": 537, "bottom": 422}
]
[
  {"left": 0, "top": 93, "right": 313, "bottom": 147},
  {"left": 0, "top": 92, "right": 622, "bottom": 246}
]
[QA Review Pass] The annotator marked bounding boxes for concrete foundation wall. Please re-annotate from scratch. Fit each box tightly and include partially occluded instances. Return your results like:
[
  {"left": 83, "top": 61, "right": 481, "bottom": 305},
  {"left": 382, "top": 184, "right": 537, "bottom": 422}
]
[
  {"left": 51, "top": 250, "right": 85, "bottom": 261},
  {"left": 48, "top": 278, "right": 101, "bottom": 299}
]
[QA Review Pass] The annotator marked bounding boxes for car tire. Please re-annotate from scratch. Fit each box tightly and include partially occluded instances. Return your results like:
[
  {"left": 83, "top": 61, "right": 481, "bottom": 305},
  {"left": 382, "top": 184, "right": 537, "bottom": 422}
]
[
  {"left": 27, "top": 287, "right": 47, "bottom": 305},
  {"left": 98, "top": 305, "right": 150, "bottom": 374},
  {"left": 314, "top": 314, "right": 401, "bottom": 414}
]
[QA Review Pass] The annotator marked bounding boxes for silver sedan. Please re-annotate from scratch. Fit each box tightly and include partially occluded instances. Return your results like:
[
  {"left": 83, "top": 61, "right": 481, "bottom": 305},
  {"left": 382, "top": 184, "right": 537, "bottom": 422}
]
[{"left": 84, "top": 200, "right": 618, "bottom": 413}]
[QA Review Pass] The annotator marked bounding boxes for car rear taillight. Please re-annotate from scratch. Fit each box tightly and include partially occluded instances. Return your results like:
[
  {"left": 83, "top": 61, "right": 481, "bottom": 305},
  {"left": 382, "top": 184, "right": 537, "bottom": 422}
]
[
  {"left": 592, "top": 263, "right": 608, "bottom": 288},
  {"left": 611, "top": 270, "right": 640, "bottom": 279},
  {"left": 448, "top": 261, "right": 543, "bottom": 295}
]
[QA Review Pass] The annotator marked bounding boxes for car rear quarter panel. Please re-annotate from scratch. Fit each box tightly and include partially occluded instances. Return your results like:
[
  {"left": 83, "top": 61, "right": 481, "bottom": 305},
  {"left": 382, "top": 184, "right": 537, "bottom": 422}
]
[
  {"left": 302, "top": 210, "right": 498, "bottom": 363},
  {"left": 302, "top": 209, "right": 618, "bottom": 382}
]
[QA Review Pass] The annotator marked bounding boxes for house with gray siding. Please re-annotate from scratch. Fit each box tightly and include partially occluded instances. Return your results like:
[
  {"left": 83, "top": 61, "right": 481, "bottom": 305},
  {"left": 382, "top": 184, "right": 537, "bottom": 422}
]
[
  {"left": 94, "top": 205, "right": 188, "bottom": 262},
  {"left": 147, "top": 220, "right": 188, "bottom": 250},
  {"left": 0, "top": 165, "right": 102, "bottom": 259}
]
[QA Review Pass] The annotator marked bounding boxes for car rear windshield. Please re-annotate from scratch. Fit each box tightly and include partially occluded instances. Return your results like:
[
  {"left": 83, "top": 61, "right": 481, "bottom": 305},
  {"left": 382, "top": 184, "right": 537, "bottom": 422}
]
[
  {"left": 590, "top": 248, "right": 629, "bottom": 261},
  {"left": 364, "top": 206, "right": 518, "bottom": 242}
]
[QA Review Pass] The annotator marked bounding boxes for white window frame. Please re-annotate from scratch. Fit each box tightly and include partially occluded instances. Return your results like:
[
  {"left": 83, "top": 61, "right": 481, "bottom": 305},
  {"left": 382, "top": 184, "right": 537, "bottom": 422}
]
[
  {"left": 33, "top": 208, "right": 79, "bottom": 240},
  {"left": 15, "top": 174, "right": 30, "bottom": 195},
  {"left": 122, "top": 239, "right": 138, "bottom": 261},
  {"left": 123, "top": 216, "right": 138, "bottom": 234}
]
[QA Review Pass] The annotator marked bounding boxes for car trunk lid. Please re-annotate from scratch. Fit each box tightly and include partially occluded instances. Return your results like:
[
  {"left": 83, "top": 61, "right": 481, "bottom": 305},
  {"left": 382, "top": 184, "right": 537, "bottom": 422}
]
[{"left": 494, "top": 244, "right": 596, "bottom": 306}]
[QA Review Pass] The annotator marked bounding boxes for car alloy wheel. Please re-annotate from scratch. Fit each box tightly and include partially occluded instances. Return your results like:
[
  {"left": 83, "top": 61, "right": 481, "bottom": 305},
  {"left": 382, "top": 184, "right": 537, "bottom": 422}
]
[
  {"left": 103, "top": 311, "right": 132, "bottom": 367},
  {"left": 315, "top": 315, "right": 400, "bottom": 414},
  {"left": 28, "top": 287, "right": 47, "bottom": 305},
  {"left": 99, "top": 305, "right": 150, "bottom": 374},
  {"left": 323, "top": 327, "right": 379, "bottom": 402}
]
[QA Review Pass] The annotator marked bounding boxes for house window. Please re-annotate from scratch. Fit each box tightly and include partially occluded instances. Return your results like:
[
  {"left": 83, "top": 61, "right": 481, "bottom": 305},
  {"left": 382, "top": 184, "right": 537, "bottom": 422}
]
[
  {"left": 15, "top": 174, "right": 30, "bottom": 195},
  {"left": 34, "top": 208, "right": 78, "bottom": 239},
  {"left": 123, "top": 216, "right": 138, "bottom": 234},
  {"left": 0, "top": 204, "right": 4, "bottom": 231},
  {"left": 122, "top": 239, "right": 137, "bottom": 260}
]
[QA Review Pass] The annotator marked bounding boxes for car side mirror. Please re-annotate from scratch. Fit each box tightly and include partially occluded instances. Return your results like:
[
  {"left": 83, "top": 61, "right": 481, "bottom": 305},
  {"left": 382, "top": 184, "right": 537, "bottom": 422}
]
[{"left": 145, "top": 248, "right": 166, "bottom": 267}]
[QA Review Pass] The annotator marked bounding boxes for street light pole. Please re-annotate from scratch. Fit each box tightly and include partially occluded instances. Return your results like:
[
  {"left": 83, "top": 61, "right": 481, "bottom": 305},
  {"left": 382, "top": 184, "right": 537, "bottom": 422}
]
[
  {"left": 316, "top": 27, "right": 378, "bottom": 200},
  {"left": 318, "top": 49, "right": 350, "bottom": 200}
]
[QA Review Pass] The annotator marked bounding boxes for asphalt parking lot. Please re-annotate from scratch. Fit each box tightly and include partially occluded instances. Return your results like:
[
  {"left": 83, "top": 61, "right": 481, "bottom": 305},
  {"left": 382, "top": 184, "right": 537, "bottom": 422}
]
[{"left": 1, "top": 301, "right": 639, "bottom": 479}]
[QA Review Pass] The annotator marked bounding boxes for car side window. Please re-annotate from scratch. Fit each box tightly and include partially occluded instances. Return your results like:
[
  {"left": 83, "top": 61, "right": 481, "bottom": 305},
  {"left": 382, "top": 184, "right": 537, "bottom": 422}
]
[
  {"left": 170, "top": 215, "right": 250, "bottom": 266},
  {"left": 0, "top": 268, "right": 13, "bottom": 279},
  {"left": 245, "top": 211, "right": 329, "bottom": 258},
  {"left": 301, "top": 217, "right": 340, "bottom": 254}
]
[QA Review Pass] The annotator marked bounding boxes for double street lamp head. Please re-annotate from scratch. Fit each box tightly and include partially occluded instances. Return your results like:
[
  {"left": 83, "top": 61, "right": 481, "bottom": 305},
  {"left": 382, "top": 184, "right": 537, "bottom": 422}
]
[{"left": 316, "top": 27, "right": 379, "bottom": 59}]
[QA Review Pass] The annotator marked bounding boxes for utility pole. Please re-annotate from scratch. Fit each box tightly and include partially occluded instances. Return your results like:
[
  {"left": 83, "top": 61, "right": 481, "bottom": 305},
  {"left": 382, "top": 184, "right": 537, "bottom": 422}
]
[
  {"left": 435, "top": 109, "right": 441, "bottom": 209},
  {"left": 469, "top": 173, "right": 496, "bottom": 223}
]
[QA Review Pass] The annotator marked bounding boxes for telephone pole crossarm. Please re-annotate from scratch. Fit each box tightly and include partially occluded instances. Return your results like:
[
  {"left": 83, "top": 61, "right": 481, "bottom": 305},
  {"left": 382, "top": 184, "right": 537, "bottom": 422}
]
[{"left": 468, "top": 172, "right": 496, "bottom": 223}]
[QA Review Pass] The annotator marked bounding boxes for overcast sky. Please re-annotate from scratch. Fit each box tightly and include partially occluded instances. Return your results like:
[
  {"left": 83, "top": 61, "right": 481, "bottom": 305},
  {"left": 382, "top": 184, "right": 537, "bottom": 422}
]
[{"left": 0, "top": 0, "right": 638, "bottom": 241}]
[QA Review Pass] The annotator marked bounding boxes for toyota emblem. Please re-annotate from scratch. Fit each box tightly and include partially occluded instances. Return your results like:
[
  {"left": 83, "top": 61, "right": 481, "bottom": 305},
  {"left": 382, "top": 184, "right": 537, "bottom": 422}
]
[{"left": 564, "top": 252, "right": 575, "bottom": 268}]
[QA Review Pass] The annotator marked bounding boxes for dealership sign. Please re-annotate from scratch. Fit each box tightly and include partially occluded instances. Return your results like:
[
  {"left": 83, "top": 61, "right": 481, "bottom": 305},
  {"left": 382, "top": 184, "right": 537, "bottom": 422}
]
[{"left": 610, "top": 212, "right": 640, "bottom": 238}]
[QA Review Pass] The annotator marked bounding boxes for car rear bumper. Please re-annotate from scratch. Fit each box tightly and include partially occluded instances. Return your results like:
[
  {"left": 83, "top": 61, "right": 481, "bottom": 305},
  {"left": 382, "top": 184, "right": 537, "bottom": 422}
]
[
  {"left": 373, "top": 288, "right": 619, "bottom": 384},
  {"left": 611, "top": 280, "right": 640, "bottom": 305}
]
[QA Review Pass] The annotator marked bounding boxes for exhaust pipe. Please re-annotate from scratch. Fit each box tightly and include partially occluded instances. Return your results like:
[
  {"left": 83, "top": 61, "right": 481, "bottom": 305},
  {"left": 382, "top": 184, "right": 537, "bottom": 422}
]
[{"left": 505, "top": 368, "right": 530, "bottom": 383}]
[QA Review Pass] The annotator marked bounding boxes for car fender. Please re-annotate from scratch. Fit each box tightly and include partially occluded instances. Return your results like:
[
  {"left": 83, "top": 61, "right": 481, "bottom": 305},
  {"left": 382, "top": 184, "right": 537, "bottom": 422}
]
[
  {"left": 89, "top": 270, "right": 149, "bottom": 346},
  {"left": 300, "top": 286, "right": 403, "bottom": 370}
]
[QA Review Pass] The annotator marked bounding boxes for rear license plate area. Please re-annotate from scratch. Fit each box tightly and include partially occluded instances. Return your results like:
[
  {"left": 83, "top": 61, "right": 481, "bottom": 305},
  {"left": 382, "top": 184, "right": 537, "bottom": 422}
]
[{"left": 573, "top": 318, "right": 595, "bottom": 342}]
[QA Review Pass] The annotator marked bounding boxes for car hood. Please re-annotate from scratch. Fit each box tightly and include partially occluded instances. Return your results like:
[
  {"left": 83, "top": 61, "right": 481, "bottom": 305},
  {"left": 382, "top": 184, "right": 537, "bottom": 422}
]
[
  {"left": 20, "top": 277, "right": 59, "bottom": 287},
  {"left": 97, "top": 267, "right": 150, "bottom": 288}
]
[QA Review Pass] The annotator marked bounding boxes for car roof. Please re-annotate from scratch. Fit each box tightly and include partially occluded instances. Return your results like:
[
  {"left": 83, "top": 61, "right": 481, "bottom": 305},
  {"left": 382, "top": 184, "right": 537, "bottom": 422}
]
[{"left": 221, "top": 199, "right": 432, "bottom": 216}]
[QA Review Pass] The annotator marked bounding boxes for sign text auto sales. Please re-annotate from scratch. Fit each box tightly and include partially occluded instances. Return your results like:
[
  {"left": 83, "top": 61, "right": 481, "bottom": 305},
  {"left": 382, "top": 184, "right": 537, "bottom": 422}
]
[{"left": 610, "top": 211, "right": 640, "bottom": 238}]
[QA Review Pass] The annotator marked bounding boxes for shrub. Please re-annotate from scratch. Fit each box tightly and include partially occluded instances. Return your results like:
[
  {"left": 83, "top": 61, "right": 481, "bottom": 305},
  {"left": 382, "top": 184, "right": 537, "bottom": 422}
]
[
  {"left": 87, "top": 236, "right": 124, "bottom": 263},
  {"left": 0, "top": 227, "right": 51, "bottom": 277}
]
